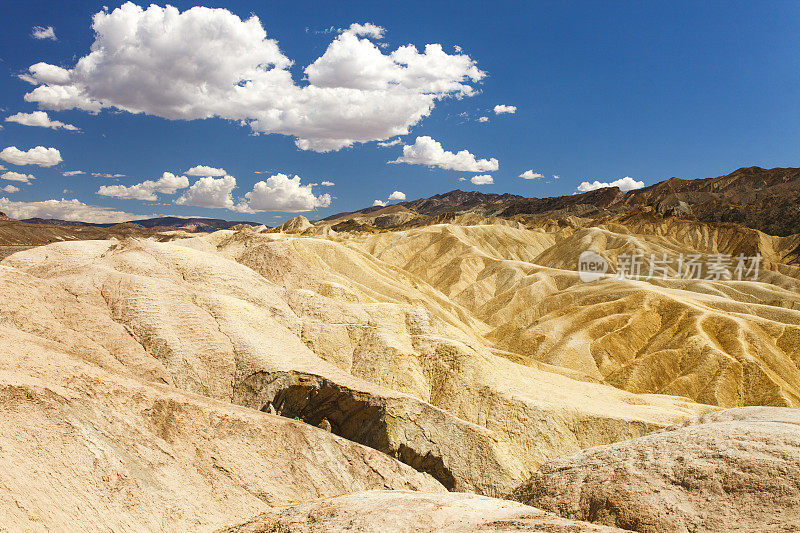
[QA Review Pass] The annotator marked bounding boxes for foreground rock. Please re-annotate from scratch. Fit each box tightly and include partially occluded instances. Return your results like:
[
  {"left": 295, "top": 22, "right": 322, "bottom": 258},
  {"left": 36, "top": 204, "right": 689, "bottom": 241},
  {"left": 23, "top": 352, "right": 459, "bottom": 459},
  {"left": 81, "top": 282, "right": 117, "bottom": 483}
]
[
  {"left": 223, "top": 490, "right": 630, "bottom": 532},
  {"left": 511, "top": 407, "right": 800, "bottom": 532},
  {"left": 0, "top": 326, "right": 442, "bottom": 532}
]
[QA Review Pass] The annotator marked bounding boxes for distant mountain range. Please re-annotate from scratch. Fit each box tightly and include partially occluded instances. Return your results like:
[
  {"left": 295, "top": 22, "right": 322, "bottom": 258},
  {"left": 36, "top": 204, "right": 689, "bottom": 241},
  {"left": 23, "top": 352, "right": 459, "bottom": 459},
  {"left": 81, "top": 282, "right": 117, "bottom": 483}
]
[
  {"left": 0, "top": 213, "right": 264, "bottom": 246},
  {"left": 20, "top": 216, "right": 262, "bottom": 232},
  {"left": 327, "top": 166, "right": 800, "bottom": 236}
]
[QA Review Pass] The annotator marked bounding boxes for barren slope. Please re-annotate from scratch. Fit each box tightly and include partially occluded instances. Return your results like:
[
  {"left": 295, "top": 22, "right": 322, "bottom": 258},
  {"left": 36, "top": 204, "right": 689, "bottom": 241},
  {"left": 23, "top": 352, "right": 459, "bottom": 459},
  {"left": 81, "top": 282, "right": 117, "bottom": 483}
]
[
  {"left": 356, "top": 219, "right": 800, "bottom": 408},
  {"left": 1, "top": 232, "right": 711, "bottom": 499},
  {"left": 224, "top": 490, "right": 630, "bottom": 533},
  {"left": 1, "top": 209, "right": 798, "bottom": 531},
  {"left": 0, "top": 325, "right": 442, "bottom": 532}
]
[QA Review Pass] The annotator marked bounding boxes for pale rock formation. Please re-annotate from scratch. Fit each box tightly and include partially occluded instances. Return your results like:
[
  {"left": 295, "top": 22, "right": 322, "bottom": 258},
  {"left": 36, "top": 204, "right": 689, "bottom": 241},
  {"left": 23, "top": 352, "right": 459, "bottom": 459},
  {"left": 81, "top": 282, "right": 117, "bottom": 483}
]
[
  {"left": 319, "top": 205, "right": 420, "bottom": 231},
  {"left": 0, "top": 326, "right": 442, "bottom": 532},
  {"left": 355, "top": 222, "right": 800, "bottom": 407},
  {"left": 511, "top": 407, "right": 800, "bottom": 532},
  {"left": 275, "top": 215, "right": 313, "bottom": 233},
  {"left": 2, "top": 215, "right": 799, "bottom": 530},
  {"left": 222, "top": 490, "right": 631, "bottom": 532}
]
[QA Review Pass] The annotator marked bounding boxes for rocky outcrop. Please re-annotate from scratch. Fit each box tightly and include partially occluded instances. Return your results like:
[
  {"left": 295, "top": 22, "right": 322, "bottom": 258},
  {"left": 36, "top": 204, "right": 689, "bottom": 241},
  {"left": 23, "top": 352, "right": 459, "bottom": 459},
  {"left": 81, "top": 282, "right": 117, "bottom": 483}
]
[
  {"left": 325, "top": 166, "right": 800, "bottom": 236},
  {"left": 0, "top": 216, "right": 162, "bottom": 245},
  {"left": 621, "top": 166, "right": 800, "bottom": 236},
  {"left": 511, "top": 407, "right": 800, "bottom": 532},
  {"left": 233, "top": 370, "right": 527, "bottom": 495},
  {"left": 222, "top": 490, "right": 631, "bottom": 532},
  {"left": 0, "top": 326, "right": 442, "bottom": 532},
  {"left": 276, "top": 215, "right": 313, "bottom": 233}
]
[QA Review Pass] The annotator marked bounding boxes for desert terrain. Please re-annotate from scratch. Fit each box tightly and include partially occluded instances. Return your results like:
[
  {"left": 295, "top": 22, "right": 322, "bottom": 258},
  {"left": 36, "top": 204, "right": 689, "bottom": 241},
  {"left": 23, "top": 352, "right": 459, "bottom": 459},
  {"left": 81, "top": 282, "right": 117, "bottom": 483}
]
[{"left": 1, "top": 167, "right": 799, "bottom": 532}]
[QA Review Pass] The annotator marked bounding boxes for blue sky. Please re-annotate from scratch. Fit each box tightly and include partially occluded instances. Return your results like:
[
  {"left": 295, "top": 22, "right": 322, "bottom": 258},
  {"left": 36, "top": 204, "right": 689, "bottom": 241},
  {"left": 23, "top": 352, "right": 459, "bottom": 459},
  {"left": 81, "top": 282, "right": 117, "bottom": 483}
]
[{"left": 1, "top": 1, "right": 799, "bottom": 224}]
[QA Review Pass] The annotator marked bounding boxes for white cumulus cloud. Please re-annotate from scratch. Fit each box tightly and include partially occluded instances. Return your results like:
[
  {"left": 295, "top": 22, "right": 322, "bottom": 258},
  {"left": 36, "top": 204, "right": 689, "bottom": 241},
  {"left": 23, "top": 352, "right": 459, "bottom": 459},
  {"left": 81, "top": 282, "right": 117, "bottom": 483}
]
[
  {"left": 21, "top": 3, "right": 485, "bottom": 152},
  {"left": 186, "top": 165, "right": 227, "bottom": 177},
  {"left": 519, "top": 170, "right": 545, "bottom": 180},
  {"left": 470, "top": 174, "right": 493, "bottom": 185},
  {"left": 0, "top": 197, "right": 148, "bottom": 223},
  {"left": 243, "top": 173, "right": 332, "bottom": 212},
  {"left": 62, "top": 170, "right": 85, "bottom": 176},
  {"left": 577, "top": 176, "right": 645, "bottom": 193},
  {"left": 390, "top": 136, "right": 498, "bottom": 172},
  {"left": 478, "top": 116, "right": 489, "bottom": 122},
  {"left": 388, "top": 190, "right": 406, "bottom": 200},
  {"left": 31, "top": 26, "right": 57, "bottom": 41},
  {"left": 19, "top": 63, "right": 71, "bottom": 86},
  {"left": 494, "top": 104, "right": 516, "bottom": 114},
  {"left": 174, "top": 175, "right": 237, "bottom": 210},
  {"left": 321, "top": 180, "right": 335, "bottom": 186},
  {"left": 372, "top": 200, "right": 387, "bottom": 207},
  {"left": 97, "top": 172, "right": 190, "bottom": 201},
  {"left": 0, "top": 146, "right": 62, "bottom": 167},
  {"left": 5, "top": 111, "right": 78, "bottom": 131},
  {"left": 2, "top": 185, "right": 20, "bottom": 193},
  {"left": 1, "top": 172, "right": 36, "bottom": 183}
]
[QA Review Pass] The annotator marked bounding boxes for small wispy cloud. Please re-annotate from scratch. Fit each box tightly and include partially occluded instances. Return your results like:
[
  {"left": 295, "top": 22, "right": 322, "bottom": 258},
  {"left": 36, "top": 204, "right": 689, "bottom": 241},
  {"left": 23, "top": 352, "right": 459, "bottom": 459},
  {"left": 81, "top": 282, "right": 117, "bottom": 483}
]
[
  {"left": 31, "top": 26, "right": 57, "bottom": 40},
  {"left": 377, "top": 139, "right": 402, "bottom": 147},
  {"left": 6, "top": 111, "right": 78, "bottom": 131},
  {"left": 92, "top": 172, "right": 126, "bottom": 178}
]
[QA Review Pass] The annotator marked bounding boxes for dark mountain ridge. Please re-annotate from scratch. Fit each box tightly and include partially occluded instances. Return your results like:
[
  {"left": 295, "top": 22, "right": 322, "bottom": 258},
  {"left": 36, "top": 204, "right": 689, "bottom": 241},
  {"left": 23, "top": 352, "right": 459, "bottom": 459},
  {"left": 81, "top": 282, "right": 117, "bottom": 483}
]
[
  {"left": 21, "top": 216, "right": 262, "bottom": 232},
  {"left": 327, "top": 166, "right": 800, "bottom": 236},
  {"left": 620, "top": 166, "right": 800, "bottom": 236}
]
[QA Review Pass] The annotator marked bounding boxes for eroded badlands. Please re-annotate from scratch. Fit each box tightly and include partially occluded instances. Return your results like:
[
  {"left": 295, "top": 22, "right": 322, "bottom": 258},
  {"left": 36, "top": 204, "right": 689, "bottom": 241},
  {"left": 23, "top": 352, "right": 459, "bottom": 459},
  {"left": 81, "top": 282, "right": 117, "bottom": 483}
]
[{"left": 1, "top": 213, "right": 798, "bottom": 531}]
